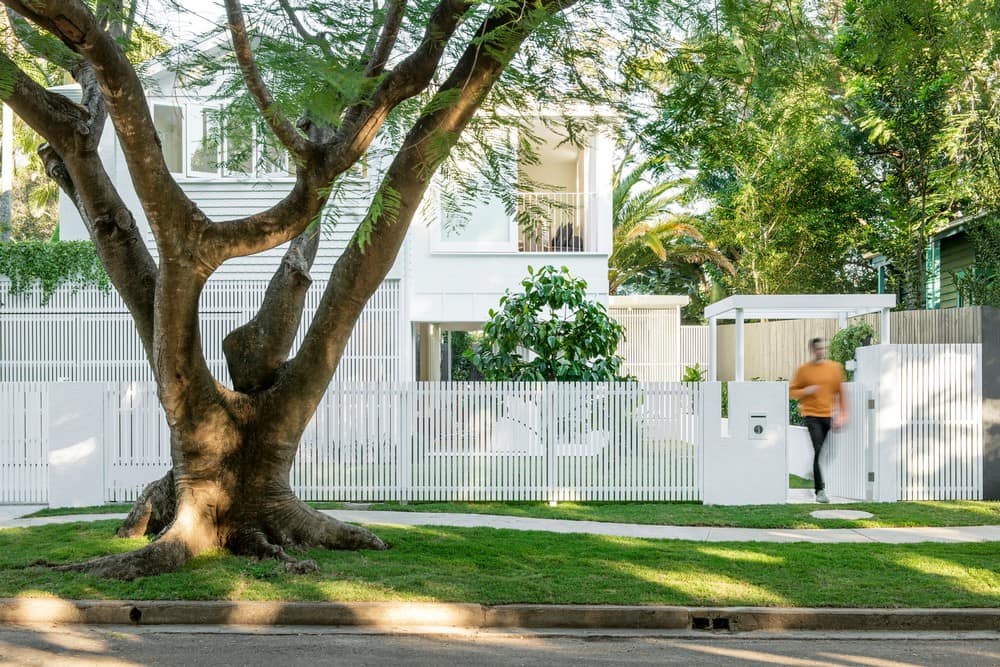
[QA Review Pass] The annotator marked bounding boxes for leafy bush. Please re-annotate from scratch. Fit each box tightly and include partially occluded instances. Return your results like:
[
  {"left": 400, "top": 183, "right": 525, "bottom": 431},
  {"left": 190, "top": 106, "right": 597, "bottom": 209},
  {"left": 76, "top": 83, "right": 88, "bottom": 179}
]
[
  {"left": 469, "top": 265, "right": 628, "bottom": 381},
  {"left": 681, "top": 363, "right": 707, "bottom": 382},
  {"left": 0, "top": 240, "right": 109, "bottom": 303},
  {"left": 830, "top": 323, "right": 876, "bottom": 380}
]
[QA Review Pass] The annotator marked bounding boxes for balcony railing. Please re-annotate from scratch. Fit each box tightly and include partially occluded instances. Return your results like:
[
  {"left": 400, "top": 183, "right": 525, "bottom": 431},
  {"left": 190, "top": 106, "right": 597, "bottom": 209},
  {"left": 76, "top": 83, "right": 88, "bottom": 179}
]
[{"left": 517, "top": 192, "right": 588, "bottom": 253}]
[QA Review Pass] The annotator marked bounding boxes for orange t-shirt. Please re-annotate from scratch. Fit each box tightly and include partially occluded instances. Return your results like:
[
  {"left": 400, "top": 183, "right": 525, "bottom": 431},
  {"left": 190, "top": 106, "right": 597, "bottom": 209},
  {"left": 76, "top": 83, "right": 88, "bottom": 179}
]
[{"left": 789, "top": 360, "right": 845, "bottom": 417}]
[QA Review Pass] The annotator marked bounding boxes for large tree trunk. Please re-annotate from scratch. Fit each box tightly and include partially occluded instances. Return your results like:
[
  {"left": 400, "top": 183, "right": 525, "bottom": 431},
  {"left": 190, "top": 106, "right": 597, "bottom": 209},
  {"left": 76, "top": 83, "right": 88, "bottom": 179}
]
[{"left": 66, "top": 407, "right": 386, "bottom": 580}]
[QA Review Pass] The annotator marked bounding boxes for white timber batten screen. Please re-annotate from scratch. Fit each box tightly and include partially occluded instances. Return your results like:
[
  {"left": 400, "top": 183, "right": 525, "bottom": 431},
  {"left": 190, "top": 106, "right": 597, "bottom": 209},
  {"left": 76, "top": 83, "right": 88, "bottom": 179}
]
[
  {"left": 0, "top": 279, "right": 401, "bottom": 384},
  {"left": 895, "top": 344, "right": 983, "bottom": 500},
  {"left": 680, "top": 326, "right": 710, "bottom": 377},
  {"left": 609, "top": 295, "right": 688, "bottom": 381}
]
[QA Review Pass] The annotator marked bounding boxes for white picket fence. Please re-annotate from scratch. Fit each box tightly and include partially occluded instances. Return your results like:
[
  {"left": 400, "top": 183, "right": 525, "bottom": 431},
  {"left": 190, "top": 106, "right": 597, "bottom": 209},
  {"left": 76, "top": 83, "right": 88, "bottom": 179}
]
[
  {"left": 3, "top": 381, "right": 707, "bottom": 504},
  {"left": 0, "top": 383, "right": 48, "bottom": 504},
  {"left": 0, "top": 279, "right": 402, "bottom": 384}
]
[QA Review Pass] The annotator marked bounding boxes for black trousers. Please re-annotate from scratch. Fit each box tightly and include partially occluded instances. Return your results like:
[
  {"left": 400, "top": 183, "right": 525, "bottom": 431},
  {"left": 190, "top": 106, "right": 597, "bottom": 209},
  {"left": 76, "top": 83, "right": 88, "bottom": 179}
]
[{"left": 803, "top": 416, "right": 832, "bottom": 492}]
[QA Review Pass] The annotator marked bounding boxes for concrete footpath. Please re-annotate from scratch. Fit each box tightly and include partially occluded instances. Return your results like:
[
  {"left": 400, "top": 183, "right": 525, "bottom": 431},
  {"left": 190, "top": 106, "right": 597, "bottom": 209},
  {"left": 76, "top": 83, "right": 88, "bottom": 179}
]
[
  {"left": 2, "top": 506, "right": 1000, "bottom": 544},
  {"left": 1, "top": 506, "right": 999, "bottom": 633}
]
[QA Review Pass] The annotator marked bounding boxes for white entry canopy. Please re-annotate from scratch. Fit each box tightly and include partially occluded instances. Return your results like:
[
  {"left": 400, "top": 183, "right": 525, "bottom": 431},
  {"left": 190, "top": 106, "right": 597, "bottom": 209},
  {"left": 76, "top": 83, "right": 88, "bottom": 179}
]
[{"left": 705, "top": 294, "right": 897, "bottom": 381}]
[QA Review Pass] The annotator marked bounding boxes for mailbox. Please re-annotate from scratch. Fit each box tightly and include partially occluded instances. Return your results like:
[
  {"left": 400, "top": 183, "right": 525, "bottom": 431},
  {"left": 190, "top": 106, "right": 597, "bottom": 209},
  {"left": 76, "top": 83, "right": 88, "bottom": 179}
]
[{"left": 748, "top": 414, "right": 768, "bottom": 440}]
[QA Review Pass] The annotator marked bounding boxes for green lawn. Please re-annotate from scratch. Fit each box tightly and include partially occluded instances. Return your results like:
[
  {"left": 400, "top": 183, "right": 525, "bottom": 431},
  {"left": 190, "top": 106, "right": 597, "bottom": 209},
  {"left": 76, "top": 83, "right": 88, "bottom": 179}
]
[
  {"left": 25, "top": 500, "right": 1000, "bottom": 530},
  {"left": 0, "top": 520, "right": 996, "bottom": 607}
]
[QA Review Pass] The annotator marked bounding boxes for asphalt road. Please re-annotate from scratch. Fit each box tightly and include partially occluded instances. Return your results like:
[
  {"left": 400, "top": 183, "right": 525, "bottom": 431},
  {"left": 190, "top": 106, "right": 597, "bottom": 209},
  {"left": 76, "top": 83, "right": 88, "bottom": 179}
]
[{"left": 1, "top": 626, "right": 998, "bottom": 666}]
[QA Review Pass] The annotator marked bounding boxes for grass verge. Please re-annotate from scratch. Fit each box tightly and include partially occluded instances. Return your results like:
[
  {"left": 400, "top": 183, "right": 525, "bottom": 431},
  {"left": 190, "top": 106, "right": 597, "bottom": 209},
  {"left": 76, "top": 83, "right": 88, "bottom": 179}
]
[
  {"left": 23, "top": 500, "right": 1000, "bottom": 529},
  {"left": 0, "top": 520, "right": 997, "bottom": 607}
]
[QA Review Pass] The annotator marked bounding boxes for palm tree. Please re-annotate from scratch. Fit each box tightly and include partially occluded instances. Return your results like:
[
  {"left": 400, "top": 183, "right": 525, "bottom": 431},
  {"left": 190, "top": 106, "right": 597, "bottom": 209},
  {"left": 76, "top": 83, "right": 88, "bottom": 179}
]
[{"left": 609, "top": 158, "right": 734, "bottom": 294}]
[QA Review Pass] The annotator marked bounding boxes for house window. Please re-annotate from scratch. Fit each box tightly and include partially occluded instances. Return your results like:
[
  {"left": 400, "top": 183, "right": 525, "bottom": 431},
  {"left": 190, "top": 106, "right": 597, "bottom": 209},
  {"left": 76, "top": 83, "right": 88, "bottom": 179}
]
[
  {"left": 152, "top": 105, "right": 183, "bottom": 174},
  {"left": 924, "top": 241, "right": 941, "bottom": 309},
  {"left": 224, "top": 118, "right": 253, "bottom": 177},
  {"left": 188, "top": 108, "right": 221, "bottom": 176},
  {"left": 179, "top": 104, "right": 290, "bottom": 179}
]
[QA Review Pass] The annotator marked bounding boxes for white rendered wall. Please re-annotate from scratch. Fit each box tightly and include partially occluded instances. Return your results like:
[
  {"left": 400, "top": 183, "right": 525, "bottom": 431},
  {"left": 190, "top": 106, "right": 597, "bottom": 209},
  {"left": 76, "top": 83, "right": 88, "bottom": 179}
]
[{"left": 703, "top": 382, "right": 789, "bottom": 505}]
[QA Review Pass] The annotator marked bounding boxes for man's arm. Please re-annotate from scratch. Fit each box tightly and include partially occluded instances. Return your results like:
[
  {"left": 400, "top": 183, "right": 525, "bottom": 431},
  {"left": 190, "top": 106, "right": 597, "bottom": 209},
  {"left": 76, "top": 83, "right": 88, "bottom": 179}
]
[
  {"left": 789, "top": 366, "right": 817, "bottom": 399},
  {"left": 834, "top": 369, "right": 849, "bottom": 428}
]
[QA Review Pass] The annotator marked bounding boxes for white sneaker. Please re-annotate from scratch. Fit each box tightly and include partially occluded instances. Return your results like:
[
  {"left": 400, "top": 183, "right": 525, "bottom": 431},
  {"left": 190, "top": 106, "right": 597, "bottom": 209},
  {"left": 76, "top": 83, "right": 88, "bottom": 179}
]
[{"left": 816, "top": 490, "right": 830, "bottom": 504}]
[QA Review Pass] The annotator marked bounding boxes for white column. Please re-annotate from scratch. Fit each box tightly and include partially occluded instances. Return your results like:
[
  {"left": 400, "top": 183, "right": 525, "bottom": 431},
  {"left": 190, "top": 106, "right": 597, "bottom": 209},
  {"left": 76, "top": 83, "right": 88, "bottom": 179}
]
[
  {"left": 675, "top": 305, "right": 682, "bottom": 380},
  {"left": 838, "top": 312, "right": 848, "bottom": 330},
  {"left": 881, "top": 308, "right": 891, "bottom": 344},
  {"left": 735, "top": 308, "right": 745, "bottom": 382},
  {"left": 709, "top": 317, "right": 718, "bottom": 381}
]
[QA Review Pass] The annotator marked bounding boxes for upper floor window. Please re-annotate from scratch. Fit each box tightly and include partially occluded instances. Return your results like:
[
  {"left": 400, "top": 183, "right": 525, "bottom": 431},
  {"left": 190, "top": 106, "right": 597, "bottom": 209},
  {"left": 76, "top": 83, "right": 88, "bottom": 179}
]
[{"left": 152, "top": 102, "right": 293, "bottom": 179}]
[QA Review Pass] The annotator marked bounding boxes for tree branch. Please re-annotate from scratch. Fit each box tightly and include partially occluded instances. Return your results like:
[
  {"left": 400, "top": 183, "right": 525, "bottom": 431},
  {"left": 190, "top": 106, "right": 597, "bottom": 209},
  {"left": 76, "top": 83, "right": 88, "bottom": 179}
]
[
  {"left": 337, "top": 0, "right": 474, "bottom": 151},
  {"left": 272, "top": 0, "right": 579, "bottom": 419},
  {"left": 198, "top": 0, "right": 474, "bottom": 264},
  {"left": 365, "top": 0, "right": 407, "bottom": 77},
  {"left": 222, "top": 224, "right": 320, "bottom": 392},
  {"left": 224, "top": 0, "right": 311, "bottom": 160},
  {"left": 276, "top": 0, "right": 334, "bottom": 60}
]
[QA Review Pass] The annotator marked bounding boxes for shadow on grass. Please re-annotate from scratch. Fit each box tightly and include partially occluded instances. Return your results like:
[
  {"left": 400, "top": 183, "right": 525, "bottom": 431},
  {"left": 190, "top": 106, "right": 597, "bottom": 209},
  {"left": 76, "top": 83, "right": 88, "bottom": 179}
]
[{"left": 0, "top": 519, "right": 998, "bottom": 609}]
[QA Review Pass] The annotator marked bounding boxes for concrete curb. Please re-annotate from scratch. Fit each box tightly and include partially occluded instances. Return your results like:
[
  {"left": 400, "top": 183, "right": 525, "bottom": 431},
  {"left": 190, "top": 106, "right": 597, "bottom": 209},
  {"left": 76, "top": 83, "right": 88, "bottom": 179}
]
[{"left": 1, "top": 599, "right": 997, "bottom": 632}]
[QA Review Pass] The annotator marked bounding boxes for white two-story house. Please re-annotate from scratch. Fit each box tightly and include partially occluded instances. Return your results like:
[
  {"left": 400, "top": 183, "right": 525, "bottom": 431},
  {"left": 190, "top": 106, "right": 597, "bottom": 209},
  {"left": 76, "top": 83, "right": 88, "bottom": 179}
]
[{"left": 50, "top": 49, "right": 615, "bottom": 384}]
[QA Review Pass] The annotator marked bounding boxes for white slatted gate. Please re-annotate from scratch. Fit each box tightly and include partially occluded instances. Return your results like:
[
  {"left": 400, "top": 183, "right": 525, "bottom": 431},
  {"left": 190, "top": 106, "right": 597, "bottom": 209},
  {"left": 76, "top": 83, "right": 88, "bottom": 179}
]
[{"left": 818, "top": 383, "right": 870, "bottom": 501}]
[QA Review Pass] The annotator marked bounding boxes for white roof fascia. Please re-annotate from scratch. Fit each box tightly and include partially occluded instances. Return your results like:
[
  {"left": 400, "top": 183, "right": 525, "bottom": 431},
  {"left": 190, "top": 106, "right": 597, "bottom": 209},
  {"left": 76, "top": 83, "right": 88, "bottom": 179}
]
[{"left": 704, "top": 294, "right": 896, "bottom": 321}]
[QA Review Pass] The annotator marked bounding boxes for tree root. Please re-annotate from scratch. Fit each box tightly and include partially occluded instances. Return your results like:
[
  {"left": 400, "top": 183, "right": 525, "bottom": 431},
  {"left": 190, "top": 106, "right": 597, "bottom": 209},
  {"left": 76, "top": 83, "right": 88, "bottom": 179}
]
[
  {"left": 117, "top": 470, "right": 176, "bottom": 538},
  {"left": 228, "top": 527, "right": 319, "bottom": 574},
  {"left": 55, "top": 537, "right": 191, "bottom": 580},
  {"left": 266, "top": 499, "right": 389, "bottom": 552}
]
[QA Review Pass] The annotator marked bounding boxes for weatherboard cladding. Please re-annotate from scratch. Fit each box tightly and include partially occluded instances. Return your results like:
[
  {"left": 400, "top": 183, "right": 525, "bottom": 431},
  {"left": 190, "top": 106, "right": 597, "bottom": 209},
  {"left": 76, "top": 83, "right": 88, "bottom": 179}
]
[{"left": 142, "top": 178, "right": 372, "bottom": 279}]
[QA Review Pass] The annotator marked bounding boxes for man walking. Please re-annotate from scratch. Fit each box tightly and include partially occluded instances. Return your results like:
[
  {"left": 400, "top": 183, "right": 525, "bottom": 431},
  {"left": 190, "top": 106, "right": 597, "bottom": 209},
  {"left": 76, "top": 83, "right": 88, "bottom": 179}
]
[{"left": 789, "top": 338, "right": 848, "bottom": 503}]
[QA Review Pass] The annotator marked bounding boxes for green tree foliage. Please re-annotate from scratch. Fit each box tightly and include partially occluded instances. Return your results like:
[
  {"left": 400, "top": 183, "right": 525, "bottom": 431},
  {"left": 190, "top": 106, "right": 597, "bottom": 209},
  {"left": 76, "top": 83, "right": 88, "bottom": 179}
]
[
  {"left": 837, "top": 0, "right": 1000, "bottom": 308},
  {"left": 609, "top": 157, "right": 734, "bottom": 298},
  {"left": 635, "top": 0, "right": 876, "bottom": 296},
  {"left": 470, "top": 265, "right": 626, "bottom": 381}
]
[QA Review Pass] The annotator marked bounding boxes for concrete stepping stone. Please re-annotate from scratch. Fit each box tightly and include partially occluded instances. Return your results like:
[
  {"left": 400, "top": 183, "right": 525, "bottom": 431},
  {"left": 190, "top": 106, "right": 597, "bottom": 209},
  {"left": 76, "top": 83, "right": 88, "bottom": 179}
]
[{"left": 810, "top": 509, "right": 874, "bottom": 520}]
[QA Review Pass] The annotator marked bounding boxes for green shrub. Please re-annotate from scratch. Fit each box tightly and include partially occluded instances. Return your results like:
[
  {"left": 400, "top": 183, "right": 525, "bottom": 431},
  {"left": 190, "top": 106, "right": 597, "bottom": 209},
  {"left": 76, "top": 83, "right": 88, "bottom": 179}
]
[
  {"left": 829, "top": 323, "right": 876, "bottom": 380},
  {"left": 469, "top": 265, "right": 628, "bottom": 381}
]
